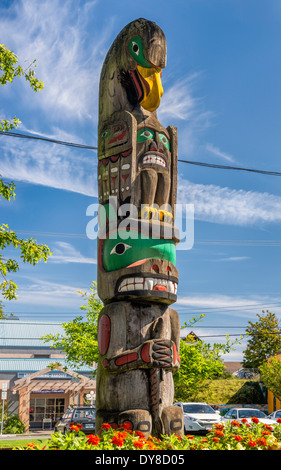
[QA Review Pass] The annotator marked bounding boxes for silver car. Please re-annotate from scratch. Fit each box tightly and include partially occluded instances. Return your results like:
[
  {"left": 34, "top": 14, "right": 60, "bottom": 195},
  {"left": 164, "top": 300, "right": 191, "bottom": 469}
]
[
  {"left": 173, "top": 402, "right": 222, "bottom": 434},
  {"left": 222, "top": 408, "right": 275, "bottom": 427}
]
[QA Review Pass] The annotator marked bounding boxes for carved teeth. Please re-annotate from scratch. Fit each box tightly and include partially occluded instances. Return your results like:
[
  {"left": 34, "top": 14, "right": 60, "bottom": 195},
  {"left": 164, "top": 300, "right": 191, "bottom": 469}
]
[
  {"left": 118, "top": 277, "right": 177, "bottom": 294},
  {"left": 142, "top": 154, "right": 166, "bottom": 168}
]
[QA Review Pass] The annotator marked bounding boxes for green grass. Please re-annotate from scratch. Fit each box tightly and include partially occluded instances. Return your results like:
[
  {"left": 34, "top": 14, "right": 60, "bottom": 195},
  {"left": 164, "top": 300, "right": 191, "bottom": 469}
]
[
  {"left": 193, "top": 378, "right": 265, "bottom": 405},
  {"left": 0, "top": 438, "right": 49, "bottom": 449}
]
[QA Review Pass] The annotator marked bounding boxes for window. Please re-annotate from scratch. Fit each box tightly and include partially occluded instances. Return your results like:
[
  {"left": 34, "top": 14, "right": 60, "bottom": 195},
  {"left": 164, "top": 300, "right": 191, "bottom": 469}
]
[{"left": 29, "top": 397, "right": 65, "bottom": 423}]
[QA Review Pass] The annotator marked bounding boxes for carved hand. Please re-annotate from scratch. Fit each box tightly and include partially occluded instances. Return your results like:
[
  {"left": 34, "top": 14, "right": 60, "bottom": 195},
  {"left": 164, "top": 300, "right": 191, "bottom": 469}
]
[{"left": 151, "top": 339, "right": 174, "bottom": 367}]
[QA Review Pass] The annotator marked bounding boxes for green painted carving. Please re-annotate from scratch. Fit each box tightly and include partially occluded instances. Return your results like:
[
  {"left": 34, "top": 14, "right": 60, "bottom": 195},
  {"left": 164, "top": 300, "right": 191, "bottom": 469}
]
[{"left": 101, "top": 232, "right": 176, "bottom": 272}]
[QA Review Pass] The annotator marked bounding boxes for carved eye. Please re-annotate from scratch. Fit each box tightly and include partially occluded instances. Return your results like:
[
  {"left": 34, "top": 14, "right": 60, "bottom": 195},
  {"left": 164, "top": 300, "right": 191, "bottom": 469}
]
[
  {"left": 137, "top": 128, "right": 155, "bottom": 143},
  {"left": 141, "top": 130, "right": 153, "bottom": 139},
  {"left": 159, "top": 133, "right": 170, "bottom": 151},
  {"left": 132, "top": 42, "right": 139, "bottom": 55},
  {"left": 101, "top": 129, "right": 110, "bottom": 138},
  {"left": 110, "top": 243, "right": 131, "bottom": 255}
]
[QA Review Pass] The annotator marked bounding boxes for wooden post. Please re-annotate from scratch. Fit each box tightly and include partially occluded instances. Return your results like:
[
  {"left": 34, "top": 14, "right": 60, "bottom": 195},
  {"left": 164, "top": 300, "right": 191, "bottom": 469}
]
[{"left": 18, "top": 387, "right": 30, "bottom": 431}]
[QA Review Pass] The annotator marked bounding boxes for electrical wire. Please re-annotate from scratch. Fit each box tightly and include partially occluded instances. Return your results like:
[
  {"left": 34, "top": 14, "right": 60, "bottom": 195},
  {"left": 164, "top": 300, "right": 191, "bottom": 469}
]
[
  {"left": 0, "top": 130, "right": 98, "bottom": 150},
  {"left": 1, "top": 130, "right": 281, "bottom": 177},
  {"left": 178, "top": 159, "right": 281, "bottom": 176}
]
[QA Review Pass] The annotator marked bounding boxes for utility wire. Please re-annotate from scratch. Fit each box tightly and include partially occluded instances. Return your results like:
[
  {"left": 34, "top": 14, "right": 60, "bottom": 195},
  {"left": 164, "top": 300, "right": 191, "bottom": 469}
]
[
  {"left": 1, "top": 130, "right": 281, "bottom": 177},
  {"left": 178, "top": 159, "right": 281, "bottom": 176},
  {"left": 0, "top": 130, "right": 98, "bottom": 150},
  {"left": 10, "top": 230, "right": 281, "bottom": 247}
]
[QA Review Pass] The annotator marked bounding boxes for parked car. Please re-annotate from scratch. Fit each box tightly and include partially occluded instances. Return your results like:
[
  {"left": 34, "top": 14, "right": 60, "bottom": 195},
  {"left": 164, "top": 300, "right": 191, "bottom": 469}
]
[
  {"left": 222, "top": 408, "right": 275, "bottom": 427},
  {"left": 268, "top": 410, "right": 281, "bottom": 422},
  {"left": 54, "top": 406, "right": 95, "bottom": 434},
  {"left": 173, "top": 402, "right": 222, "bottom": 434}
]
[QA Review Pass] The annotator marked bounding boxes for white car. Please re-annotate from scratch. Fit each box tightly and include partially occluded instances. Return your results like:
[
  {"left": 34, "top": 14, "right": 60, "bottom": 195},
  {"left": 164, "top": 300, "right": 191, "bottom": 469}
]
[
  {"left": 173, "top": 402, "right": 222, "bottom": 434},
  {"left": 222, "top": 408, "right": 275, "bottom": 427},
  {"left": 267, "top": 410, "right": 281, "bottom": 422}
]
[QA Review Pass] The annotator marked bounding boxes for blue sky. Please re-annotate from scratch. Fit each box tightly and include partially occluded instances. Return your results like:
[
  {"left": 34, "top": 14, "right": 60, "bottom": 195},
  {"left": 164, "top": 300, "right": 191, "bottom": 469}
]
[{"left": 1, "top": 0, "right": 281, "bottom": 361}]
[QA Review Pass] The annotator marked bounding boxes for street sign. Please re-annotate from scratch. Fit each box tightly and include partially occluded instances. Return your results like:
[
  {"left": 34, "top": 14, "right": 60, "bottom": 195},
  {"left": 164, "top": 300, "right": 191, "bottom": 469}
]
[
  {"left": 1, "top": 391, "right": 7, "bottom": 400},
  {"left": 2, "top": 383, "right": 7, "bottom": 391}
]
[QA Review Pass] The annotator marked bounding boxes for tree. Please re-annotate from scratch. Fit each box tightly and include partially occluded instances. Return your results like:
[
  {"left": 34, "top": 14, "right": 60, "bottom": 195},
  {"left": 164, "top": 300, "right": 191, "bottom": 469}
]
[
  {"left": 0, "top": 45, "right": 51, "bottom": 305},
  {"left": 174, "top": 318, "right": 241, "bottom": 401},
  {"left": 0, "top": 43, "right": 44, "bottom": 131},
  {"left": 243, "top": 311, "right": 281, "bottom": 370},
  {"left": 260, "top": 356, "right": 281, "bottom": 400},
  {"left": 42, "top": 282, "right": 103, "bottom": 372}
]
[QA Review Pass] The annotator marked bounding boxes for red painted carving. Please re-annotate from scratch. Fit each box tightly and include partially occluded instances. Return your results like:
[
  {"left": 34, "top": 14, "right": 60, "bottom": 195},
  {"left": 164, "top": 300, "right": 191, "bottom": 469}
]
[
  {"left": 141, "top": 342, "right": 150, "bottom": 363},
  {"left": 98, "top": 314, "right": 111, "bottom": 355},
  {"left": 115, "top": 352, "right": 138, "bottom": 366}
]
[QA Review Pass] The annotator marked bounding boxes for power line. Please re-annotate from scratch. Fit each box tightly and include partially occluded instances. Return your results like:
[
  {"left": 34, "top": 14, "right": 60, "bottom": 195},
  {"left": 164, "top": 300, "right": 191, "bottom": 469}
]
[
  {"left": 0, "top": 130, "right": 98, "bottom": 150},
  {"left": 1, "top": 130, "right": 281, "bottom": 177},
  {"left": 9, "top": 230, "right": 281, "bottom": 247},
  {"left": 178, "top": 159, "right": 281, "bottom": 176},
  {"left": 178, "top": 301, "right": 281, "bottom": 313}
]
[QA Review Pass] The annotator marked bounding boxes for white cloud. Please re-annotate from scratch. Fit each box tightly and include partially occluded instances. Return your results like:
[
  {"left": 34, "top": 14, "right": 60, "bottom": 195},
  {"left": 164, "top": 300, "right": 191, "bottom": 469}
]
[
  {"left": 177, "top": 292, "right": 281, "bottom": 361},
  {"left": 178, "top": 178, "right": 281, "bottom": 225},
  {"left": 177, "top": 293, "right": 281, "bottom": 318},
  {"left": 50, "top": 242, "right": 96, "bottom": 264},
  {"left": 159, "top": 74, "right": 213, "bottom": 127},
  {"left": 205, "top": 143, "right": 236, "bottom": 163},
  {"left": 15, "top": 278, "right": 88, "bottom": 307},
  {"left": 0, "top": 136, "right": 97, "bottom": 196},
  {"left": 0, "top": 0, "right": 112, "bottom": 122}
]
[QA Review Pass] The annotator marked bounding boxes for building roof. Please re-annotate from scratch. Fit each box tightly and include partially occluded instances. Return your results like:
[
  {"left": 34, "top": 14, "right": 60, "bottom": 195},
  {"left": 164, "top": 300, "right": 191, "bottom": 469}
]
[
  {"left": 0, "top": 358, "right": 95, "bottom": 373},
  {"left": 0, "top": 320, "right": 64, "bottom": 347},
  {"left": 12, "top": 365, "right": 96, "bottom": 393}
]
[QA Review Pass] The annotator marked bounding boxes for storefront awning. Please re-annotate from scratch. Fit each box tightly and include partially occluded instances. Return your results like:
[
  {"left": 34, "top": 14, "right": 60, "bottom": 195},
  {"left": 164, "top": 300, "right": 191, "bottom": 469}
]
[{"left": 12, "top": 365, "right": 96, "bottom": 394}]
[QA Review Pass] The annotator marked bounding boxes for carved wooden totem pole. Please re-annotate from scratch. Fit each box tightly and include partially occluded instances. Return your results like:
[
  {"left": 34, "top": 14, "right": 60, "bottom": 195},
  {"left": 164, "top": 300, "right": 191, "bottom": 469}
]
[{"left": 96, "top": 18, "right": 184, "bottom": 438}]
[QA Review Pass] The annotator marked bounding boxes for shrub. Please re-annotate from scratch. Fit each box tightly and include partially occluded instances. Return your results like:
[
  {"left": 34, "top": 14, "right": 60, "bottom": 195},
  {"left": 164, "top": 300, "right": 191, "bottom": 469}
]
[
  {"left": 3, "top": 414, "right": 25, "bottom": 434},
  {"left": 16, "top": 419, "right": 281, "bottom": 450}
]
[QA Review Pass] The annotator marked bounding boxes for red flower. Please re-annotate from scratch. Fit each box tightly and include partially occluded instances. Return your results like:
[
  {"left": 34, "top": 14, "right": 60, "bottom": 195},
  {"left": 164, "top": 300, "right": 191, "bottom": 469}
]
[
  {"left": 120, "top": 422, "right": 132, "bottom": 430},
  {"left": 212, "top": 437, "right": 219, "bottom": 442},
  {"left": 248, "top": 440, "right": 257, "bottom": 447},
  {"left": 251, "top": 417, "right": 259, "bottom": 424},
  {"left": 117, "top": 431, "right": 128, "bottom": 439},
  {"left": 263, "top": 424, "right": 274, "bottom": 432},
  {"left": 111, "top": 436, "right": 125, "bottom": 447},
  {"left": 135, "top": 430, "right": 145, "bottom": 439},
  {"left": 241, "top": 418, "right": 248, "bottom": 423},
  {"left": 101, "top": 423, "right": 112, "bottom": 430},
  {"left": 133, "top": 440, "right": 145, "bottom": 449},
  {"left": 87, "top": 434, "right": 101, "bottom": 446},
  {"left": 147, "top": 441, "right": 157, "bottom": 450},
  {"left": 27, "top": 442, "right": 36, "bottom": 449},
  {"left": 234, "top": 435, "right": 243, "bottom": 442},
  {"left": 231, "top": 420, "right": 241, "bottom": 427},
  {"left": 277, "top": 418, "right": 281, "bottom": 424},
  {"left": 214, "top": 430, "right": 224, "bottom": 437},
  {"left": 256, "top": 437, "right": 267, "bottom": 447},
  {"left": 70, "top": 423, "right": 83, "bottom": 432},
  {"left": 215, "top": 423, "right": 225, "bottom": 430}
]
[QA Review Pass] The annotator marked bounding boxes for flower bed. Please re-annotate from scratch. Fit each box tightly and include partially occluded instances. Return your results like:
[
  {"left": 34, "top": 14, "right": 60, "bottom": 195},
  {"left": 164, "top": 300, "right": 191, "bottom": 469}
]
[{"left": 17, "top": 418, "right": 281, "bottom": 450}]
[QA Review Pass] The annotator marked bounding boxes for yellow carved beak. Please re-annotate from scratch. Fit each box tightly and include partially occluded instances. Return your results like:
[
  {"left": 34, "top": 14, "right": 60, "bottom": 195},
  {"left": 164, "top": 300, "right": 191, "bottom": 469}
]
[{"left": 137, "top": 65, "right": 164, "bottom": 112}]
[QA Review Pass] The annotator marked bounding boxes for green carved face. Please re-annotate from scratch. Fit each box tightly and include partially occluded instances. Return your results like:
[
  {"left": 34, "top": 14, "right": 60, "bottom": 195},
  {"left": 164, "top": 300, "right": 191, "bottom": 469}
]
[
  {"left": 100, "top": 231, "right": 176, "bottom": 272},
  {"left": 128, "top": 36, "right": 151, "bottom": 68},
  {"left": 137, "top": 128, "right": 170, "bottom": 151}
]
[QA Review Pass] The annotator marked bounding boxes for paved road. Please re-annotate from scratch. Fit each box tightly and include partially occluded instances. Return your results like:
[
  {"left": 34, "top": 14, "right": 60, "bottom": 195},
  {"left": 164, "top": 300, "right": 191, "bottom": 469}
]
[{"left": 0, "top": 430, "right": 54, "bottom": 440}]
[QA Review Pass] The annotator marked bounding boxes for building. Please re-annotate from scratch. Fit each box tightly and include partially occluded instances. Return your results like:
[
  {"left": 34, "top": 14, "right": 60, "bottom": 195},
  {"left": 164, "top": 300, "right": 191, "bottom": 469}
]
[{"left": 0, "top": 319, "right": 96, "bottom": 430}]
